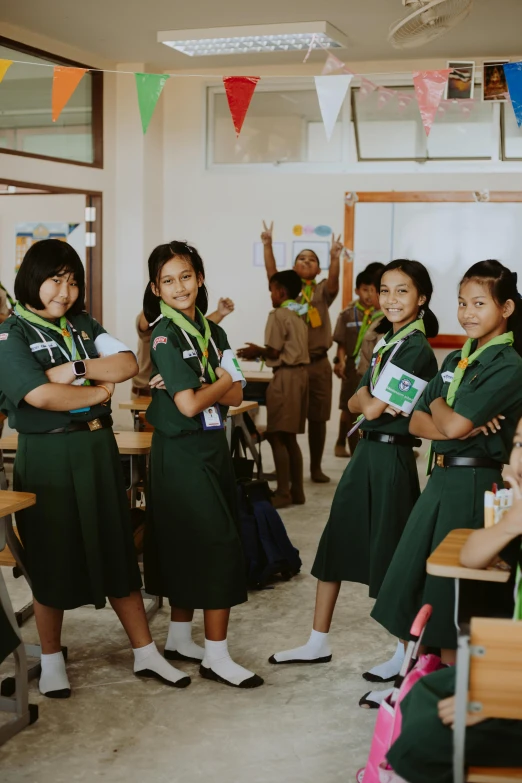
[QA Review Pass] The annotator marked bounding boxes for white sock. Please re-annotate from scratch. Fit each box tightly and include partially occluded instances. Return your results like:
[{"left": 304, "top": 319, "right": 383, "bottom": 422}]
[
  {"left": 361, "top": 687, "right": 394, "bottom": 708},
  {"left": 202, "top": 639, "right": 259, "bottom": 687},
  {"left": 365, "top": 641, "right": 405, "bottom": 681},
  {"left": 39, "top": 651, "right": 70, "bottom": 696},
  {"left": 270, "top": 629, "right": 332, "bottom": 663},
  {"left": 133, "top": 641, "right": 190, "bottom": 687},
  {"left": 165, "top": 621, "right": 205, "bottom": 661}
]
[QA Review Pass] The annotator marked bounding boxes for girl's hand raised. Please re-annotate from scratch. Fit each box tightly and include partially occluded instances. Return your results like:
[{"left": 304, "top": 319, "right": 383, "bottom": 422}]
[{"left": 261, "top": 221, "right": 273, "bottom": 246}]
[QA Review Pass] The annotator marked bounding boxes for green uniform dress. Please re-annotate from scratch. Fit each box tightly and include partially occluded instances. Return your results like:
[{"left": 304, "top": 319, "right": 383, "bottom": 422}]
[
  {"left": 386, "top": 537, "right": 522, "bottom": 783},
  {"left": 0, "top": 312, "right": 142, "bottom": 610},
  {"left": 372, "top": 341, "right": 522, "bottom": 649},
  {"left": 143, "top": 311, "right": 247, "bottom": 610},
  {"left": 312, "top": 323, "right": 438, "bottom": 598}
]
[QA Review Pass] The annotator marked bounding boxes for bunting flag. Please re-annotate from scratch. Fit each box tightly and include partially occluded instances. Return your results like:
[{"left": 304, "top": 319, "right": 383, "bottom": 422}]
[
  {"left": 52, "top": 66, "right": 88, "bottom": 122},
  {"left": 413, "top": 69, "right": 452, "bottom": 136},
  {"left": 504, "top": 63, "right": 522, "bottom": 127},
  {"left": 223, "top": 76, "right": 260, "bottom": 137},
  {"left": 135, "top": 73, "right": 170, "bottom": 134},
  {"left": 315, "top": 74, "right": 353, "bottom": 140},
  {"left": 0, "top": 59, "right": 13, "bottom": 84},
  {"left": 321, "top": 53, "right": 346, "bottom": 75}
]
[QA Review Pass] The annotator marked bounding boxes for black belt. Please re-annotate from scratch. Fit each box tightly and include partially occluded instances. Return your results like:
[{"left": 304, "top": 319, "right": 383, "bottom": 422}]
[
  {"left": 360, "top": 430, "right": 422, "bottom": 448},
  {"left": 434, "top": 454, "right": 502, "bottom": 471},
  {"left": 309, "top": 353, "right": 328, "bottom": 363},
  {"left": 46, "top": 416, "right": 113, "bottom": 435},
  {"left": 275, "top": 363, "right": 307, "bottom": 371}
]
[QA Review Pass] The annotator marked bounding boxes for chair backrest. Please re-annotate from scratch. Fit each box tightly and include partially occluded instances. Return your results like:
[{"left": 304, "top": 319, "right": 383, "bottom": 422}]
[{"left": 469, "top": 617, "right": 522, "bottom": 721}]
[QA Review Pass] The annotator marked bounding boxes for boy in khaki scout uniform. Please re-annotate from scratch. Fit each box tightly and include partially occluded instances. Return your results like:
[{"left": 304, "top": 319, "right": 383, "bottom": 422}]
[
  {"left": 260, "top": 222, "right": 341, "bottom": 483},
  {"left": 332, "top": 263, "right": 384, "bottom": 459},
  {"left": 238, "top": 270, "right": 309, "bottom": 508}
]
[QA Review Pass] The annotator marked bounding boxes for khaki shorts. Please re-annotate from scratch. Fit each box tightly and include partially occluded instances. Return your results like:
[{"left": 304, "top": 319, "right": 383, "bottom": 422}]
[
  {"left": 307, "top": 355, "right": 333, "bottom": 422},
  {"left": 339, "top": 368, "right": 359, "bottom": 411},
  {"left": 267, "top": 365, "right": 309, "bottom": 434}
]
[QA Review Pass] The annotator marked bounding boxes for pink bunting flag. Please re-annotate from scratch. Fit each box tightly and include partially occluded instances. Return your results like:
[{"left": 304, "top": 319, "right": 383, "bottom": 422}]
[
  {"left": 223, "top": 76, "right": 260, "bottom": 137},
  {"left": 413, "top": 69, "right": 452, "bottom": 136},
  {"left": 322, "top": 53, "right": 346, "bottom": 75}
]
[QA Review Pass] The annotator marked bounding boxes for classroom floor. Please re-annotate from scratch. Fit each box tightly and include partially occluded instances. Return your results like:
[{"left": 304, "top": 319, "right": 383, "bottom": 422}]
[{"left": 0, "top": 424, "right": 430, "bottom": 783}]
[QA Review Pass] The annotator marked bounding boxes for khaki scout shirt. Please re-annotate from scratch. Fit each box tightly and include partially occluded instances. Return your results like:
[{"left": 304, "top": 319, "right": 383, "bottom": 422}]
[
  {"left": 134, "top": 314, "right": 152, "bottom": 389},
  {"left": 357, "top": 315, "right": 386, "bottom": 377},
  {"left": 264, "top": 307, "right": 310, "bottom": 368},
  {"left": 297, "top": 279, "right": 337, "bottom": 358}
]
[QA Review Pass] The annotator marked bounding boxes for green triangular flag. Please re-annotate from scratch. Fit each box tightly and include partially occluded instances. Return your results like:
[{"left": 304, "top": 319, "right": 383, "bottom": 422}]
[{"left": 135, "top": 73, "right": 169, "bottom": 134}]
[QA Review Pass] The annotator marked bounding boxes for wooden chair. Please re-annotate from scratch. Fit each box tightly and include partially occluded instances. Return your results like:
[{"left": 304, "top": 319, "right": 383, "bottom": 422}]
[{"left": 453, "top": 617, "right": 522, "bottom": 783}]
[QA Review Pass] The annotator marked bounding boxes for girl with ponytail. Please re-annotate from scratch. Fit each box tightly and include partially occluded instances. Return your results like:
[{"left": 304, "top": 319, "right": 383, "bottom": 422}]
[
  {"left": 372, "top": 259, "right": 522, "bottom": 674},
  {"left": 269, "top": 260, "right": 438, "bottom": 699},
  {"left": 143, "top": 242, "right": 263, "bottom": 690}
]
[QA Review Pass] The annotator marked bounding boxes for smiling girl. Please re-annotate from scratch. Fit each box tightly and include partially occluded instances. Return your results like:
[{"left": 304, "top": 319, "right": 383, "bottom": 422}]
[
  {"left": 142, "top": 241, "right": 263, "bottom": 689},
  {"left": 0, "top": 239, "right": 188, "bottom": 697},
  {"left": 372, "top": 259, "right": 522, "bottom": 666},
  {"left": 269, "top": 260, "right": 438, "bottom": 688}
]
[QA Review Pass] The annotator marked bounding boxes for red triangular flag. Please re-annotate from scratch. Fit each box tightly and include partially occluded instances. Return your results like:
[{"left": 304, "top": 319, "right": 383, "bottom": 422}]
[
  {"left": 413, "top": 69, "right": 452, "bottom": 136},
  {"left": 52, "top": 66, "right": 88, "bottom": 122},
  {"left": 223, "top": 76, "right": 260, "bottom": 137}
]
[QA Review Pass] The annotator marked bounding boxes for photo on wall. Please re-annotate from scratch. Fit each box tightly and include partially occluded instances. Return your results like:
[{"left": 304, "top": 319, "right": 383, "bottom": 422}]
[
  {"left": 445, "top": 61, "right": 475, "bottom": 100},
  {"left": 483, "top": 61, "right": 510, "bottom": 102}
]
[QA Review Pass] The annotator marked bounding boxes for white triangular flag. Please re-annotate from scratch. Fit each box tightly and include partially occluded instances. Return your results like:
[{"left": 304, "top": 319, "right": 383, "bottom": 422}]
[{"left": 314, "top": 74, "right": 353, "bottom": 140}]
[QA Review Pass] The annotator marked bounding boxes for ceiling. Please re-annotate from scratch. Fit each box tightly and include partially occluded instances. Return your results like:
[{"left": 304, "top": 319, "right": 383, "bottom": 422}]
[{"left": 2, "top": 0, "right": 522, "bottom": 70}]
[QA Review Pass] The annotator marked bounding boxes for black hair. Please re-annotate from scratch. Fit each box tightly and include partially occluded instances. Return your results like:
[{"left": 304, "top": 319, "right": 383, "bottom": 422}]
[
  {"left": 294, "top": 248, "right": 321, "bottom": 269},
  {"left": 460, "top": 260, "right": 522, "bottom": 355},
  {"left": 143, "top": 241, "right": 209, "bottom": 324},
  {"left": 356, "top": 262, "right": 385, "bottom": 289},
  {"left": 14, "top": 239, "right": 85, "bottom": 315},
  {"left": 376, "top": 259, "right": 439, "bottom": 338},
  {"left": 270, "top": 270, "right": 302, "bottom": 300}
]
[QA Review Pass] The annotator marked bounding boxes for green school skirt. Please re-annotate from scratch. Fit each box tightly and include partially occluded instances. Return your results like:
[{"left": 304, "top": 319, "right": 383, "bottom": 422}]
[
  {"left": 0, "top": 603, "right": 20, "bottom": 665},
  {"left": 387, "top": 667, "right": 522, "bottom": 783},
  {"left": 311, "top": 438, "right": 420, "bottom": 598},
  {"left": 13, "top": 429, "right": 142, "bottom": 610},
  {"left": 371, "top": 465, "right": 501, "bottom": 649},
  {"left": 144, "top": 429, "right": 248, "bottom": 610}
]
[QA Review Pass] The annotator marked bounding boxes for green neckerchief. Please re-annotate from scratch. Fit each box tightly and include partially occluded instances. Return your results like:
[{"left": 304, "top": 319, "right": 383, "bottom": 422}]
[
  {"left": 15, "top": 302, "right": 74, "bottom": 356},
  {"left": 370, "top": 318, "right": 426, "bottom": 387},
  {"left": 160, "top": 300, "right": 216, "bottom": 382},
  {"left": 446, "top": 332, "right": 514, "bottom": 408},
  {"left": 281, "top": 299, "right": 307, "bottom": 315},
  {"left": 353, "top": 302, "right": 383, "bottom": 359},
  {"left": 514, "top": 561, "right": 522, "bottom": 621},
  {"left": 300, "top": 279, "right": 317, "bottom": 324}
]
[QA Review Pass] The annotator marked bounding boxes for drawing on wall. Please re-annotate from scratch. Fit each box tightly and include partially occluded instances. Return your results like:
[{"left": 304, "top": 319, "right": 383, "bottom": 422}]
[
  {"left": 15, "top": 222, "right": 84, "bottom": 272},
  {"left": 292, "top": 240, "right": 331, "bottom": 270}
]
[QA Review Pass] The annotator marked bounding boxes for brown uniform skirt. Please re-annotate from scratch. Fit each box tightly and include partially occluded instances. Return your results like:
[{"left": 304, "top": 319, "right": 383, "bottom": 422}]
[
  {"left": 307, "top": 355, "right": 333, "bottom": 422},
  {"left": 266, "top": 365, "right": 309, "bottom": 434}
]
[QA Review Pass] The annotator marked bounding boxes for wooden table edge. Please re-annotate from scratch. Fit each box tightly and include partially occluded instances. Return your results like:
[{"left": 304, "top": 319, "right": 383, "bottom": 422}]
[{"left": 0, "top": 491, "right": 36, "bottom": 516}]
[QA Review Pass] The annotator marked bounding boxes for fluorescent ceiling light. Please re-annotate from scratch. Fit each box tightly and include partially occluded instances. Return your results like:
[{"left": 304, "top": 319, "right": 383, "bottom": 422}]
[{"left": 158, "top": 22, "right": 347, "bottom": 57}]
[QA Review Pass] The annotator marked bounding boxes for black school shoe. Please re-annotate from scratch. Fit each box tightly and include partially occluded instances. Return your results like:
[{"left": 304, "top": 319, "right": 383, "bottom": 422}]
[
  {"left": 43, "top": 688, "right": 71, "bottom": 699},
  {"left": 268, "top": 654, "right": 332, "bottom": 664},
  {"left": 199, "top": 665, "right": 264, "bottom": 689},
  {"left": 135, "top": 669, "right": 191, "bottom": 688},
  {"left": 164, "top": 648, "right": 203, "bottom": 664}
]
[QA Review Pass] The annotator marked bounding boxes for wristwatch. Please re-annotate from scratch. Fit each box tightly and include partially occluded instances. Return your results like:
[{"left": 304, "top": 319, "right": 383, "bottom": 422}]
[
  {"left": 332, "top": 356, "right": 340, "bottom": 365},
  {"left": 72, "top": 360, "right": 87, "bottom": 378}
]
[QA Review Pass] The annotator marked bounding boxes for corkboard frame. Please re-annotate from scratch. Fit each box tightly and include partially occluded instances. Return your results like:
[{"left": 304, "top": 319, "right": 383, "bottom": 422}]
[{"left": 343, "top": 191, "right": 522, "bottom": 349}]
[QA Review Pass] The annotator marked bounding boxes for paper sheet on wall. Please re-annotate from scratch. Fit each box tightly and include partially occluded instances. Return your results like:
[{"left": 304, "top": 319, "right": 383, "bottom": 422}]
[{"left": 253, "top": 241, "right": 286, "bottom": 268}]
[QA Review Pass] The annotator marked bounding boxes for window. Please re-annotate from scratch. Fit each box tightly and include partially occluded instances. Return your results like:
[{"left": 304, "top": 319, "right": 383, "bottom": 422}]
[
  {"left": 501, "top": 103, "right": 522, "bottom": 160},
  {"left": 352, "top": 85, "right": 494, "bottom": 161},
  {"left": 207, "top": 82, "right": 344, "bottom": 166},
  {"left": 0, "top": 38, "right": 102, "bottom": 167}
]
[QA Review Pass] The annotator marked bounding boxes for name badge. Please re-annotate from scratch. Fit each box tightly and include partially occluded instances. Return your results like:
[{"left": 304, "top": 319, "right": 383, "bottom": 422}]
[
  {"left": 441, "top": 371, "right": 454, "bottom": 383},
  {"left": 345, "top": 322, "right": 358, "bottom": 328},
  {"left": 30, "top": 341, "right": 58, "bottom": 352},
  {"left": 201, "top": 406, "right": 224, "bottom": 430},
  {"left": 183, "top": 349, "right": 198, "bottom": 359}
]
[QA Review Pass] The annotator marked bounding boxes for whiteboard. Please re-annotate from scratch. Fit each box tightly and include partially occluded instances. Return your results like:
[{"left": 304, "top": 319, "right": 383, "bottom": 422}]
[{"left": 353, "top": 202, "right": 522, "bottom": 334}]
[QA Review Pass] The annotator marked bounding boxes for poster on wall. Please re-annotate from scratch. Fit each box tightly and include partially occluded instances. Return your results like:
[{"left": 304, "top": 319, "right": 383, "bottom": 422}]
[
  {"left": 15, "top": 222, "right": 86, "bottom": 273},
  {"left": 292, "top": 240, "right": 331, "bottom": 270},
  {"left": 253, "top": 241, "right": 286, "bottom": 268},
  {"left": 445, "top": 61, "right": 475, "bottom": 100},
  {"left": 482, "top": 61, "right": 510, "bottom": 102}
]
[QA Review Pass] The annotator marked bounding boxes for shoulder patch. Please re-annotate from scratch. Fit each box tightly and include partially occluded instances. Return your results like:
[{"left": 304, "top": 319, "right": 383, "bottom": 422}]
[
  {"left": 153, "top": 336, "right": 168, "bottom": 350},
  {"left": 0, "top": 333, "right": 8, "bottom": 341}
]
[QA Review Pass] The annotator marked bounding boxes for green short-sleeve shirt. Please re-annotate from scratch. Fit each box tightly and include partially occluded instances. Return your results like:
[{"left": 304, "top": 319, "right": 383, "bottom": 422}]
[
  {"left": 415, "top": 342, "right": 522, "bottom": 462},
  {"left": 145, "top": 312, "right": 232, "bottom": 437},
  {"left": 0, "top": 312, "right": 125, "bottom": 434},
  {"left": 357, "top": 326, "right": 438, "bottom": 436}
]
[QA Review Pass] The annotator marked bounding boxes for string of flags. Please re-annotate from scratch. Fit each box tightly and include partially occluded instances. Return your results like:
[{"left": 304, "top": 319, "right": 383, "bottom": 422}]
[{"left": 2, "top": 50, "right": 522, "bottom": 141}]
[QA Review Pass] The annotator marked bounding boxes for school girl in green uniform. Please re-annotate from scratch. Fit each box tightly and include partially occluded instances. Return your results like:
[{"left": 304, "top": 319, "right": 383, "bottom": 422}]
[
  {"left": 142, "top": 241, "right": 263, "bottom": 689},
  {"left": 372, "top": 260, "right": 522, "bottom": 665},
  {"left": 0, "top": 239, "right": 190, "bottom": 697},
  {"left": 269, "top": 260, "right": 438, "bottom": 682},
  {"left": 386, "top": 415, "right": 522, "bottom": 783}
]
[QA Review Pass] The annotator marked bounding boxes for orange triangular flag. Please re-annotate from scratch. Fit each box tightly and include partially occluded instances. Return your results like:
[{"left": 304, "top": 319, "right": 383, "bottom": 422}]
[
  {"left": 0, "top": 60, "right": 13, "bottom": 84},
  {"left": 52, "top": 66, "right": 88, "bottom": 122}
]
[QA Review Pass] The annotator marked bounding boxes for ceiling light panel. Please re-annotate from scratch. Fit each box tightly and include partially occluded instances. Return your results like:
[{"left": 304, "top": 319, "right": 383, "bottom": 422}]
[{"left": 158, "top": 22, "right": 348, "bottom": 57}]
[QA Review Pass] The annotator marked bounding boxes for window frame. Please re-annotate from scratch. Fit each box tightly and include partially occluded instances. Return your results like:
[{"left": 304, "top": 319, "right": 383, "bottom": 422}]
[
  {"left": 351, "top": 83, "right": 495, "bottom": 163},
  {"left": 0, "top": 35, "right": 103, "bottom": 169},
  {"left": 206, "top": 79, "right": 351, "bottom": 171}
]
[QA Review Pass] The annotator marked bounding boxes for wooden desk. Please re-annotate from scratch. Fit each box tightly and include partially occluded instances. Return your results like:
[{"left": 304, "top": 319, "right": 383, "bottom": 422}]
[
  {"left": 0, "top": 491, "right": 35, "bottom": 519},
  {"left": 243, "top": 371, "right": 273, "bottom": 384},
  {"left": 427, "top": 529, "right": 510, "bottom": 584},
  {"left": 0, "top": 431, "right": 152, "bottom": 457},
  {"left": 119, "top": 398, "right": 259, "bottom": 417}
]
